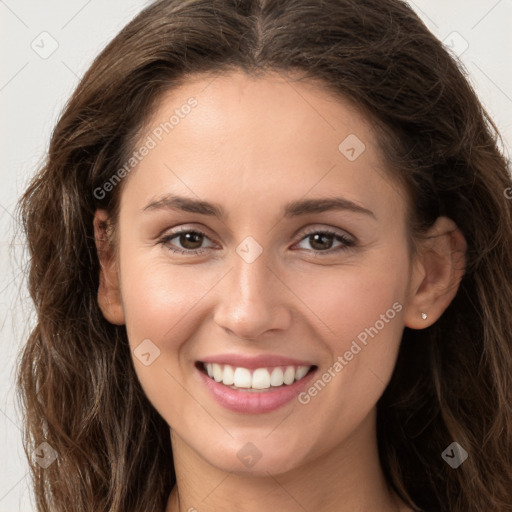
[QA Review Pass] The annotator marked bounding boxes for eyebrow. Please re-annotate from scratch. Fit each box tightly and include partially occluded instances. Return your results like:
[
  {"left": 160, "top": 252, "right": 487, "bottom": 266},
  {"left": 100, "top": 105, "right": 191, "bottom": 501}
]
[{"left": 142, "top": 194, "right": 375, "bottom": 219}]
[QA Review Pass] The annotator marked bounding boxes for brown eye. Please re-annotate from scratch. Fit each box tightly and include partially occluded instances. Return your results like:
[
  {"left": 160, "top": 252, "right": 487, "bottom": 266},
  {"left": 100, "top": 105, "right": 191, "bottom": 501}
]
[
  {"left": 178, "top": 232, "right": 204, "bottom": 250},
  {"left": 308, "top": 233, "right": 335, "bottom": 251},
  {"left": 158, "top": 229, "right": 215, "bottom": 255},
  {"left": 295, "top": 229, "right": 355, "bottom": 254}
]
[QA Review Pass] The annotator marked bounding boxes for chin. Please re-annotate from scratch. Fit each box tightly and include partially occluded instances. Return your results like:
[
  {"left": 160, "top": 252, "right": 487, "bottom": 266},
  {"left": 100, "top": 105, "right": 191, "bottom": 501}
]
[{"left": 196, "top": 436, "right": 310, "bottom": 476}]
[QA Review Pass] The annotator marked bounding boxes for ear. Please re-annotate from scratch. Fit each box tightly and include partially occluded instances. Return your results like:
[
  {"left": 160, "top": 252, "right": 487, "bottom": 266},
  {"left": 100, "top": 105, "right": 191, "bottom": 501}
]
[
  {"left": 93, "top": 209, "right": 125, "bottom": 325},
  {"left": 403, "top": 216, "right": 467, "bottom": 329}
]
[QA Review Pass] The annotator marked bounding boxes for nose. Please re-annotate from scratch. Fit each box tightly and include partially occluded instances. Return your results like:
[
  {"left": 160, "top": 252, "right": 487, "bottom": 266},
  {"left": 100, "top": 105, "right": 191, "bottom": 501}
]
[{"left": 213, "top": 246, "right": 292, "bottom": 340}]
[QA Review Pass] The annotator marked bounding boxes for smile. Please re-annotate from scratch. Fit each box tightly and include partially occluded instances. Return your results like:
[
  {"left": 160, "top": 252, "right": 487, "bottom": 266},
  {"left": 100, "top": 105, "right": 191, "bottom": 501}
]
[
  {"left": 200, "top": 362, "right": 314, "bottom": 391},
  {"left": 196, "top": 360, "right": 318, "bottom": 414}
]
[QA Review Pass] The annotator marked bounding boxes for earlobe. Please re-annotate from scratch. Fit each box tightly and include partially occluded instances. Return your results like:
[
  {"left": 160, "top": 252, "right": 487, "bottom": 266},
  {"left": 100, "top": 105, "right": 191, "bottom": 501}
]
[
  {"left": 403, "top": 216, "right": 467, "bottom": 329},
  {"left": 93, "top": 209, "right": 125, "bottom": 325}
]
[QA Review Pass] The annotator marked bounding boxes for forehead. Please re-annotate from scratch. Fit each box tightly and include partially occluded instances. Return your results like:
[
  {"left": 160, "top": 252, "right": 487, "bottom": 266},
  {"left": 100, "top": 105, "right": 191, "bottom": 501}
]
[{"left": 119, "top": 70, "right": 407, "bottom": 224}]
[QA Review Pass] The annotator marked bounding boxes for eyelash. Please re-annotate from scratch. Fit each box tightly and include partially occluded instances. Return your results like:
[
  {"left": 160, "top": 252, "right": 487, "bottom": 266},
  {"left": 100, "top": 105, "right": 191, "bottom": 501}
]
[{"left": 157, "top": 227, "right": 355, "bottom": 256}]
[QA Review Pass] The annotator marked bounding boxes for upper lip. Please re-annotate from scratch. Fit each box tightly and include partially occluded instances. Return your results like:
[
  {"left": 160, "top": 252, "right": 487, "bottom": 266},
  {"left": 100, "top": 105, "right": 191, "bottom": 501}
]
[{"left": 198, "top": 354, "right": 316, "bottom": 369}]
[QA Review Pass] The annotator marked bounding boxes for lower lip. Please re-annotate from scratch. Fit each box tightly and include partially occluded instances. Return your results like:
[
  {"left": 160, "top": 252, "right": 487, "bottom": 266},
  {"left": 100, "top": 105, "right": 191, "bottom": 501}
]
[{"left": 197, "top": 365, "right": 318, "bottom": 414}]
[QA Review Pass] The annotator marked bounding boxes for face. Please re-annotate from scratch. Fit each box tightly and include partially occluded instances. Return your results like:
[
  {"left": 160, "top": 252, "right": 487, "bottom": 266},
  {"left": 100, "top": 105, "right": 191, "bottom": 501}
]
[{"left": 99, "top": 70, "right": 416, "bottom": 475}]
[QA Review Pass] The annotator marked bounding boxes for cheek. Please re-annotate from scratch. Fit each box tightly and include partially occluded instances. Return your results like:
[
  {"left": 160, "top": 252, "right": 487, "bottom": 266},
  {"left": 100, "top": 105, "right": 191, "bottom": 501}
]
[
  {"left": 290, "top": 255, "right": 408, "bottom": 349},
  {"left": 119, "top": 255, "right": 218, "bottom": 350},
  {"left": 290, "top": 253, "right": 408, "bottom": 411},
  {"left": 118, "top": 253, "right": 222, "bottom": 424}
]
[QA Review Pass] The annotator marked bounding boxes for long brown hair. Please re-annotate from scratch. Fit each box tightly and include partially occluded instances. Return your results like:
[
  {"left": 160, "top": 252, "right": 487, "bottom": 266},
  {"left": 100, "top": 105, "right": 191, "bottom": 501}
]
[{"left": 16, "top": 1, "right": 512, "bottom": 510}]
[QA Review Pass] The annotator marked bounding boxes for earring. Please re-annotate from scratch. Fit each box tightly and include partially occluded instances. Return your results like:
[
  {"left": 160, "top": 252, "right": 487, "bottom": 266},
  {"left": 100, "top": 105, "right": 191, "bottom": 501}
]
[{"left": 421, "top": 312, "right": 428, "bottom": 320}]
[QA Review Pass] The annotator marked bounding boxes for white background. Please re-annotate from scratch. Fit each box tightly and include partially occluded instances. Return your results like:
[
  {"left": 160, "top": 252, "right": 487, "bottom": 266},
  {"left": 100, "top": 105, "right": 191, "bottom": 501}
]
[{"left": 1, "top": 1, "right": 511, "bottom": 510}]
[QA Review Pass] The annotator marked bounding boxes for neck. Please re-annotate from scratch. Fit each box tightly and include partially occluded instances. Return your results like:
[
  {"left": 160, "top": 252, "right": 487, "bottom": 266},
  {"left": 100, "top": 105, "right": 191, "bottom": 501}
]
[{"left": 165, "top": 409, "right": 406, "bottom": 512}]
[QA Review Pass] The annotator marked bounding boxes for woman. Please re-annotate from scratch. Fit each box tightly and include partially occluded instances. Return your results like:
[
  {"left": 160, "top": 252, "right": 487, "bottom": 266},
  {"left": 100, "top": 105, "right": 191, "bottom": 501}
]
[{"left": 17, "top": 0, "right": 512, "bottom": 511}]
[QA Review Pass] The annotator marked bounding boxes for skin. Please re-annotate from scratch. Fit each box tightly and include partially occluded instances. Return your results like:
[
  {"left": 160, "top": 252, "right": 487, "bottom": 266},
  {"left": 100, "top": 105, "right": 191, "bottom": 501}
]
[{"left": 94, "top": 70, "right": 466, "bottom": 512}]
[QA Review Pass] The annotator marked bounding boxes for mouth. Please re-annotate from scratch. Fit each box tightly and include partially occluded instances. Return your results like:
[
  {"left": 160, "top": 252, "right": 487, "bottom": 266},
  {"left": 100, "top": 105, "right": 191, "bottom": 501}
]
[{"left": 195, "top": 361, "right": 317, "bottom": 393}]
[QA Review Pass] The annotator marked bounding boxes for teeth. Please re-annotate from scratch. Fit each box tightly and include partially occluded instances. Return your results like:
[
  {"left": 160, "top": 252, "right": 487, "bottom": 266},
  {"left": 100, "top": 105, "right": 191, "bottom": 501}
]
[
  {"left": 203, "top": 363, "right": 312, "bottom": 390},
  {"left": 212, "top": 363, "right": 223, "bottom": 382},
  {"left": 270, "top": 367, "right": 284, "bottom": 386},
  {"left": 295, "top": 366, "right": 309, "bottom": 380},
  {"left": 252, "top": 368, "right": 271, "bottom": 389},
  {"left": 283, "top": 366, "right": 295, "bottom": 385},
  {"left": 233, "top": 367, "right": 252, "bottom": 388},
  {"left": 222, "top": 364, "right": 234, "bottom": 385}
]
